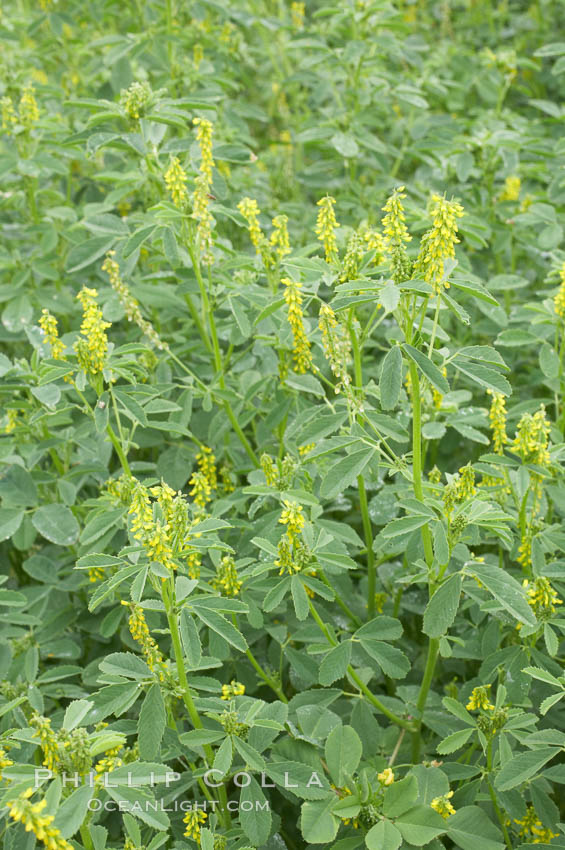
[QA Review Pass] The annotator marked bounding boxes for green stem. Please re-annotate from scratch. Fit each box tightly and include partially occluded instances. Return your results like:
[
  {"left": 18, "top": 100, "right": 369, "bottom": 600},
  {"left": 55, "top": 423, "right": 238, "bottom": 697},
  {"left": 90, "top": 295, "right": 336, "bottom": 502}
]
[
  {"left": 308, "top": 600, "right": 415, "bottom": 732},
  {"left": 106, "top": 424, "right": 131, "bottom": 477},
  {"left": 163, "top": 580, "right": 231, "bottom": 828},
  {"left": 80, "top": 825, "right": 94, "bottom": 850},
  {"left": 318, "top": 570, "right": 361, "bottom": 627},
  {"left": 232, "top": 614, "right": 287, "bottom": 702},
  {"left": 487, "top": 740, "right": 512, "bottom": 849}
]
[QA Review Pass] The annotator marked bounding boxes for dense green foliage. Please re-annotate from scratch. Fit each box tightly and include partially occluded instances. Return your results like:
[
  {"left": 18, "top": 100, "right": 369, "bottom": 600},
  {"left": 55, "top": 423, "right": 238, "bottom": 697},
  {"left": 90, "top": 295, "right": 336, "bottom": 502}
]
[{"left": 2, "top": 1, "right": 565, "bottom": 849}]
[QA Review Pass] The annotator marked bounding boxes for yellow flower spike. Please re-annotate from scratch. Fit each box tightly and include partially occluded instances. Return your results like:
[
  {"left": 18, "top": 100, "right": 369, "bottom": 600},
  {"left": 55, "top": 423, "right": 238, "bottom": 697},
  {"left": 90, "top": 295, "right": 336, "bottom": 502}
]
[
  {"left": 415, "top": 194, "right": 464, "bottom": 293},
  {"left": 221, "top": 680, "right": 245, "bottom": 700},
  {"left": 512, "top": 405, "right": 551, "bottom": 467},
  {"left": 1, "top": 95, "right": 17, "bottom": 131},
  {"left": 213, "top": 555, "right": 242, "bottom": 597},
  {"left": 38, "top": 309, "right": 65, "bottom": 360},
  {"left": 515, "top": 805, "right": 559, "bottom": 842},
  {"left": 456, "top": 463, "right": 476, "bottom": 500},
  {"left": 377, "top": 768, "right": 395, "bottom": 786},
  {"left": 183, "top": 808, "right": 208, "bottom": 841},
  {"left": 499, "top": 175, "right": 521, "bottom": 202},
  {"left": 487, "top": 390, "right": 508, "bottom": 454},
  {"left": 282, "top": 277, "right": 312, "bottom": 374},
  {"left": 524, "top": 577, "right": 562, "bottom": 618},
  {"left": 19, "top": 84, "right": 39, "bottom": 128},
  {"left": 430, "top": 790, "right": 456, "bottom": 819},
  {"left": 193, "top": 117, "right": 214, "bottom": 183},
  {"left": 318, "top": 303, "right": 351, "bottom": 393},
  {"left": 554, "top": 261, "right": 565, "bottom": 319},
  {"left": 466, "top": 685, "right": 495, "bottom": 711},
  {"left": 7, "top": 789, "right": 74, "bottom": 850},
  {"left": 270, "top": 214, "right": 291, "bottom": 260},
  {"left": 74, "top": 287, "right": 111, "bottom": 376},
  {"left": 315, "top": 195, "right": 339, "bottom": 263},
  {"left": 124, "top": 603, "right": 168, "bottom": 682},
  {"left": 279, "top": 499, "right": 305, "bottom": 540},
  {"left": 102, "top": 251, "right": 165, "bottom": 350},
  {"left": 191, "top": 117, "right": 215, "bottom": 263},
  {"left": 238, "top": 197, "right": 264, "bottom": 251},
  {"left": 382, "top": 186, "right": 411, "bottom": 247},
  {"left": 164, "top": 156, "right": 188, "bottom": 208},
  {"left": 291, "top": 1, "right": 305, "bottom": 28},
  {"left": 0, "top": 746, "right": 14, "bottom": 781},
  {"left": 120, "top": 81, "right": 152, "bottom": 120}
]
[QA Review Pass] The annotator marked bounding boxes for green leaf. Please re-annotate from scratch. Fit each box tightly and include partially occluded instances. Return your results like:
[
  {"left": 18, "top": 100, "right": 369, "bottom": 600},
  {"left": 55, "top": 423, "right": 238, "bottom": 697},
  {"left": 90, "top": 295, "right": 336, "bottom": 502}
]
[
  {"left": 325, "top": 725, "right": 362, "bottom": 785},
  {"left": 123, "top": 224, "right": 157, "bottom": 258},
  {"left": 66, "top": 236, "right": 116, "bottom": 273},
  {"left": 0, "top": 466, "right": 38, "bottom": 506},
  {"left": 403, "top": 344, "right": 449, "bottom": 394},
  {"left": 291, "top": 575, "right": 310, "bottom": 621},
  {"left": 382, "top": 515, "right": 430, "bottom": 538},
  {"left": 453, "top": 359, "right": 511, "bottom": 396},
  {"left": 423, "top": 574, "right": 462, "bottom": 638},
  {"left": 191, "top": 606, "right": 248, "bottom": 652},
  {"left": 32, "top": 504, "right": 79, "bottom": 546},
  {"left": 240, "top": 777, "right": 271, "bottom": 845},
  {"left": 105, "top": 786, "right": 169, "bottom": 831},
  {"left": 358, "top": 639, "right": 410, "bottom": 678},
  {"left": 0, "top": 508, "right": 24, "bottom": 541},
  {"left": 395, "top": 805, "right": 447, "bottom": 845},
  {"left": 365, "top": 820, "right": 402, "bottom": 850},
  {"left": 99, "top": 652, "right": 151, "bottom": 681},
  {"left": 319, "top": 448, "right": 375, "bottom": 500},
  {"left": 180, "top": 609, "right": 202, "bottom": 668},
  {"left": 319, "top": 641, "right": 351, "bottom": 686},
  {"left": 232, "top": 736, "right": 266, "bottom": 771},
  {"left": 53, "top": 784, "right": 94, "bottom": 838},
  {"left": 63, "top": 699, "right": 93, "bottom": 731},
  {"left": 437, "top": 728, "right": 474, "bottom": 754},
  {"left": 467, "top": 561, "right": 537, "bottom": 626},
  {"left": 213, "top": 735, "right": 233, "bottom": 776},
  {"left": 380, "top": 345, "right": 403, "bottom": 410},
  {"left": 494, "top": 747, "right": 558, "bottom": 791},
  {"left": 382, "top": 775, "right": 419, "bottom": 818},
  {"left": 447, "top": 806, "right": 505, "bottom": 850},
  {"left": 300, "top": 798, "right": 339, "bottom": 844},
  {"left": 138, "top": 684, "right": 166, "bottom": 761}
]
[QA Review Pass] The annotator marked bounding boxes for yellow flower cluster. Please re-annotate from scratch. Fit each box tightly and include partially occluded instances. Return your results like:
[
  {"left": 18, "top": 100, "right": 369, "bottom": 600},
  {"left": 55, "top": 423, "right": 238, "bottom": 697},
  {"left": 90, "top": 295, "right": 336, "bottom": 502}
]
[
  {"left": 75, "top": 287, "right": 111, "bottom": 376},
  {"left": 488, "top": 390, "right": 507, "bottom": 454},
  {"left": 183, "top": 808, "right": 208, "bottom": 841},
  {"left": 120, "top": 81, "right": 152, "bottom": 120},
  {"left": 430, "top": 790, "right": 456, "bottom": 819},
  {"left": 362, "top": 226, "right": 389, "bottom": 265},
  {"left": 315, "top": 195, "right": 339, "bottom": 263},
  {"left": 514, "top": 806, "right": 558, "bottom": 843},
  {"left": 193, "top": 117, "right": 215, "bottom": 263},
  {"left": 30, "top": 713, "right": 59, "bottom": 771},
  {"left": 340, "top": 231, "right": 365, "bottom": 282},
  {"left": 0, "top": 746, "right": 13, "bottom": 780},
  {"left": 382, "top": 186, "right": 411, "bottom": 247},
  {"left": 193, "top": 43, "right": 204, "bottom": 69},
  {"left": 19, "top": 85, "right": 40, "bottom": 128},
  {"left": 457, "top": 462, "right": 476, "bottom": 500},
  {"left": 499, "top": 175, "right": 521, "bottom": 201},
  {"left": 122, "top": 601, "right": 167, "bottom": 681},
  {"left": 1, "top": 96, "right": 17, "bottom": 131},
  {"left": 279, "top": 499, "right": 305, "bottom": 539},
  {"left": 415, "top": 194, "right": 464, "bottom": 293},
  {"left": 102, "top": 251, "right": 165, "bottom": 350},
  {"left": 276, "top": 500, "right": 309, "bottom": 576},
  {"left": 512, "top": 405, "right": 550, "bottom": 467},
  {"left": 283, "top": 277, "right": 312, "bottom": 373},
  {"left": 165, "top": 156, "right": 188, "bottom": 208},
  {"left": 39, "top": 309, "right": 65, "bottom": 359},
  {"left": 270, "top": 214, "right": 291, "bottom": 260},
  {"left": 212, "top": 555, "right": 242, "bottom": 596},
  {"left": 518, "top": 530, "right": 532, "bottom": 569},
  {"left": 128, "top": 480, "right": 175, "bottom": 571},
  {"left": 7, "top": 789, "right": 74, "bottom": 850},
  {"left": 291, "top": 1, "right": 305, "bottom": 28},
  {"left": 189, "top": 445, "right": 217, "bottom": 509},
  {"left": 554, "top": 261, "right": 565, "bottom": 319},
  {"left": 238, "top": 197, "right": 264, "bottom": 251},
  {"left": 466, "top": 685, "right": 495, "bottom": 711},
  {"left": 524, "top": 577, "right": 562, "bottom": 619},
  {"left": 319, "top": 303, "right": 351, "bottom": 393},
  {"left": 377, "top": 767, "right": 394, "bottom": 786},
  {"left": 221, "top": 680, "right": 245, "bottom": 700}
]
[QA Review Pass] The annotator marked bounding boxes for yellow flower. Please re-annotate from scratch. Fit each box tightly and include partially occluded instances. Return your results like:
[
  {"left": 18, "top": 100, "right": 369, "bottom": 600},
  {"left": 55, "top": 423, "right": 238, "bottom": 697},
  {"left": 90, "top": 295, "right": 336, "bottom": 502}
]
[
  {"left": 488, "top": 390, "right": 507, "bottom": 454},
  {"left": 524, "top": 577, "right": 562, "bottom": 619},
  {"left": 499, "top": 175, "right": 521, "bottom": 202},
  {"left": 319, "top": 303, "right": 351, "bottom": 393},
  {"left": 74, "top": 287, "right": 111, "bottom": 376},
  {"left": 30, "top": 713, "right": 60, "bottom": 772},
  {"left": 238, "top": 197, "right": 264, "bottom": 251},
  {"left": 515, "top": 805, "right": 559, "bottom": 843},
  {"left": 102, "top": 251, "right": 165, "bottom": 350},
  {"left": 7, "top": 789, "right": 74, "bottom": 850},
  {"left": 122, "top": 602, "right": 167, "bottom": 681},
  {"left": 38, "top": 309, "right": 65, "bottom": 360},
  {"left": 466, "top": 685, "right": 495, "bottom": 711},
  {"left": 430, "top": 790, "right": 456, "bottom": 819},
  {"left": 120, "top": 81, "right": 152, "bottom": 120},
  {"left": 191, "top": 117, "right": 215, "bottom": 263},
  {"left": 382, "top": 186, "right": 411, "bottom": 247},
  {"left": 193, "top": 43, "right": 204, "bottom": 69},
  {"left": 362, "top": 227, "right": 389, "bottom": 265},
  {"left": 221, "top": 680, "right": 245, "bottom": 700},
  {"left": 193, "top": 117, "right": 214, "bottom": 183},
  {"left": 554, "top": 261, "right": 565, "bottom": 319},
  {"left": 270, "top": 214, "right": 291, "bottom": 260},
  {"left": 189, "top": 446, "right": 217, "bottom": 508},
  {"left": 282, "top": 277, "right": 312, "bottom": 374},
  {"left": 457, "top": 463, "right": 476, "bottom": 500},
  {"left": 19, "top": 85, "right": 39, "bottom": 128},
  {"left": 291, "top": 1, "right": 305, "bottom": 28},
  {"left": 512, "top": 405, "right": 550, "bottom": 467},
  {"left": 315, "top": 196, "right": 339, "bottom": 263},
  {"left": 0, "top": 746, "right": 14, "bottom": 781},
  {"left": 377, "top": 767, "right": 395, "bottom": 786},
  {"left": 1, "top": 96, "right": 17, "bottom": 131},
  {"left": 415, "top": 194, "right": 464, "bottom": 293},
  {"left": 164, "top": 156, "right": 188, "bottom": 208},
  {"left": 279, "top": 499, "right": 305, "bottom": 539},
  {"left": 183, "top": 808, "right": 208, "bottom": 842},
  {"left": 213, "top": 555, "right": 242, "bottom": 597}
]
